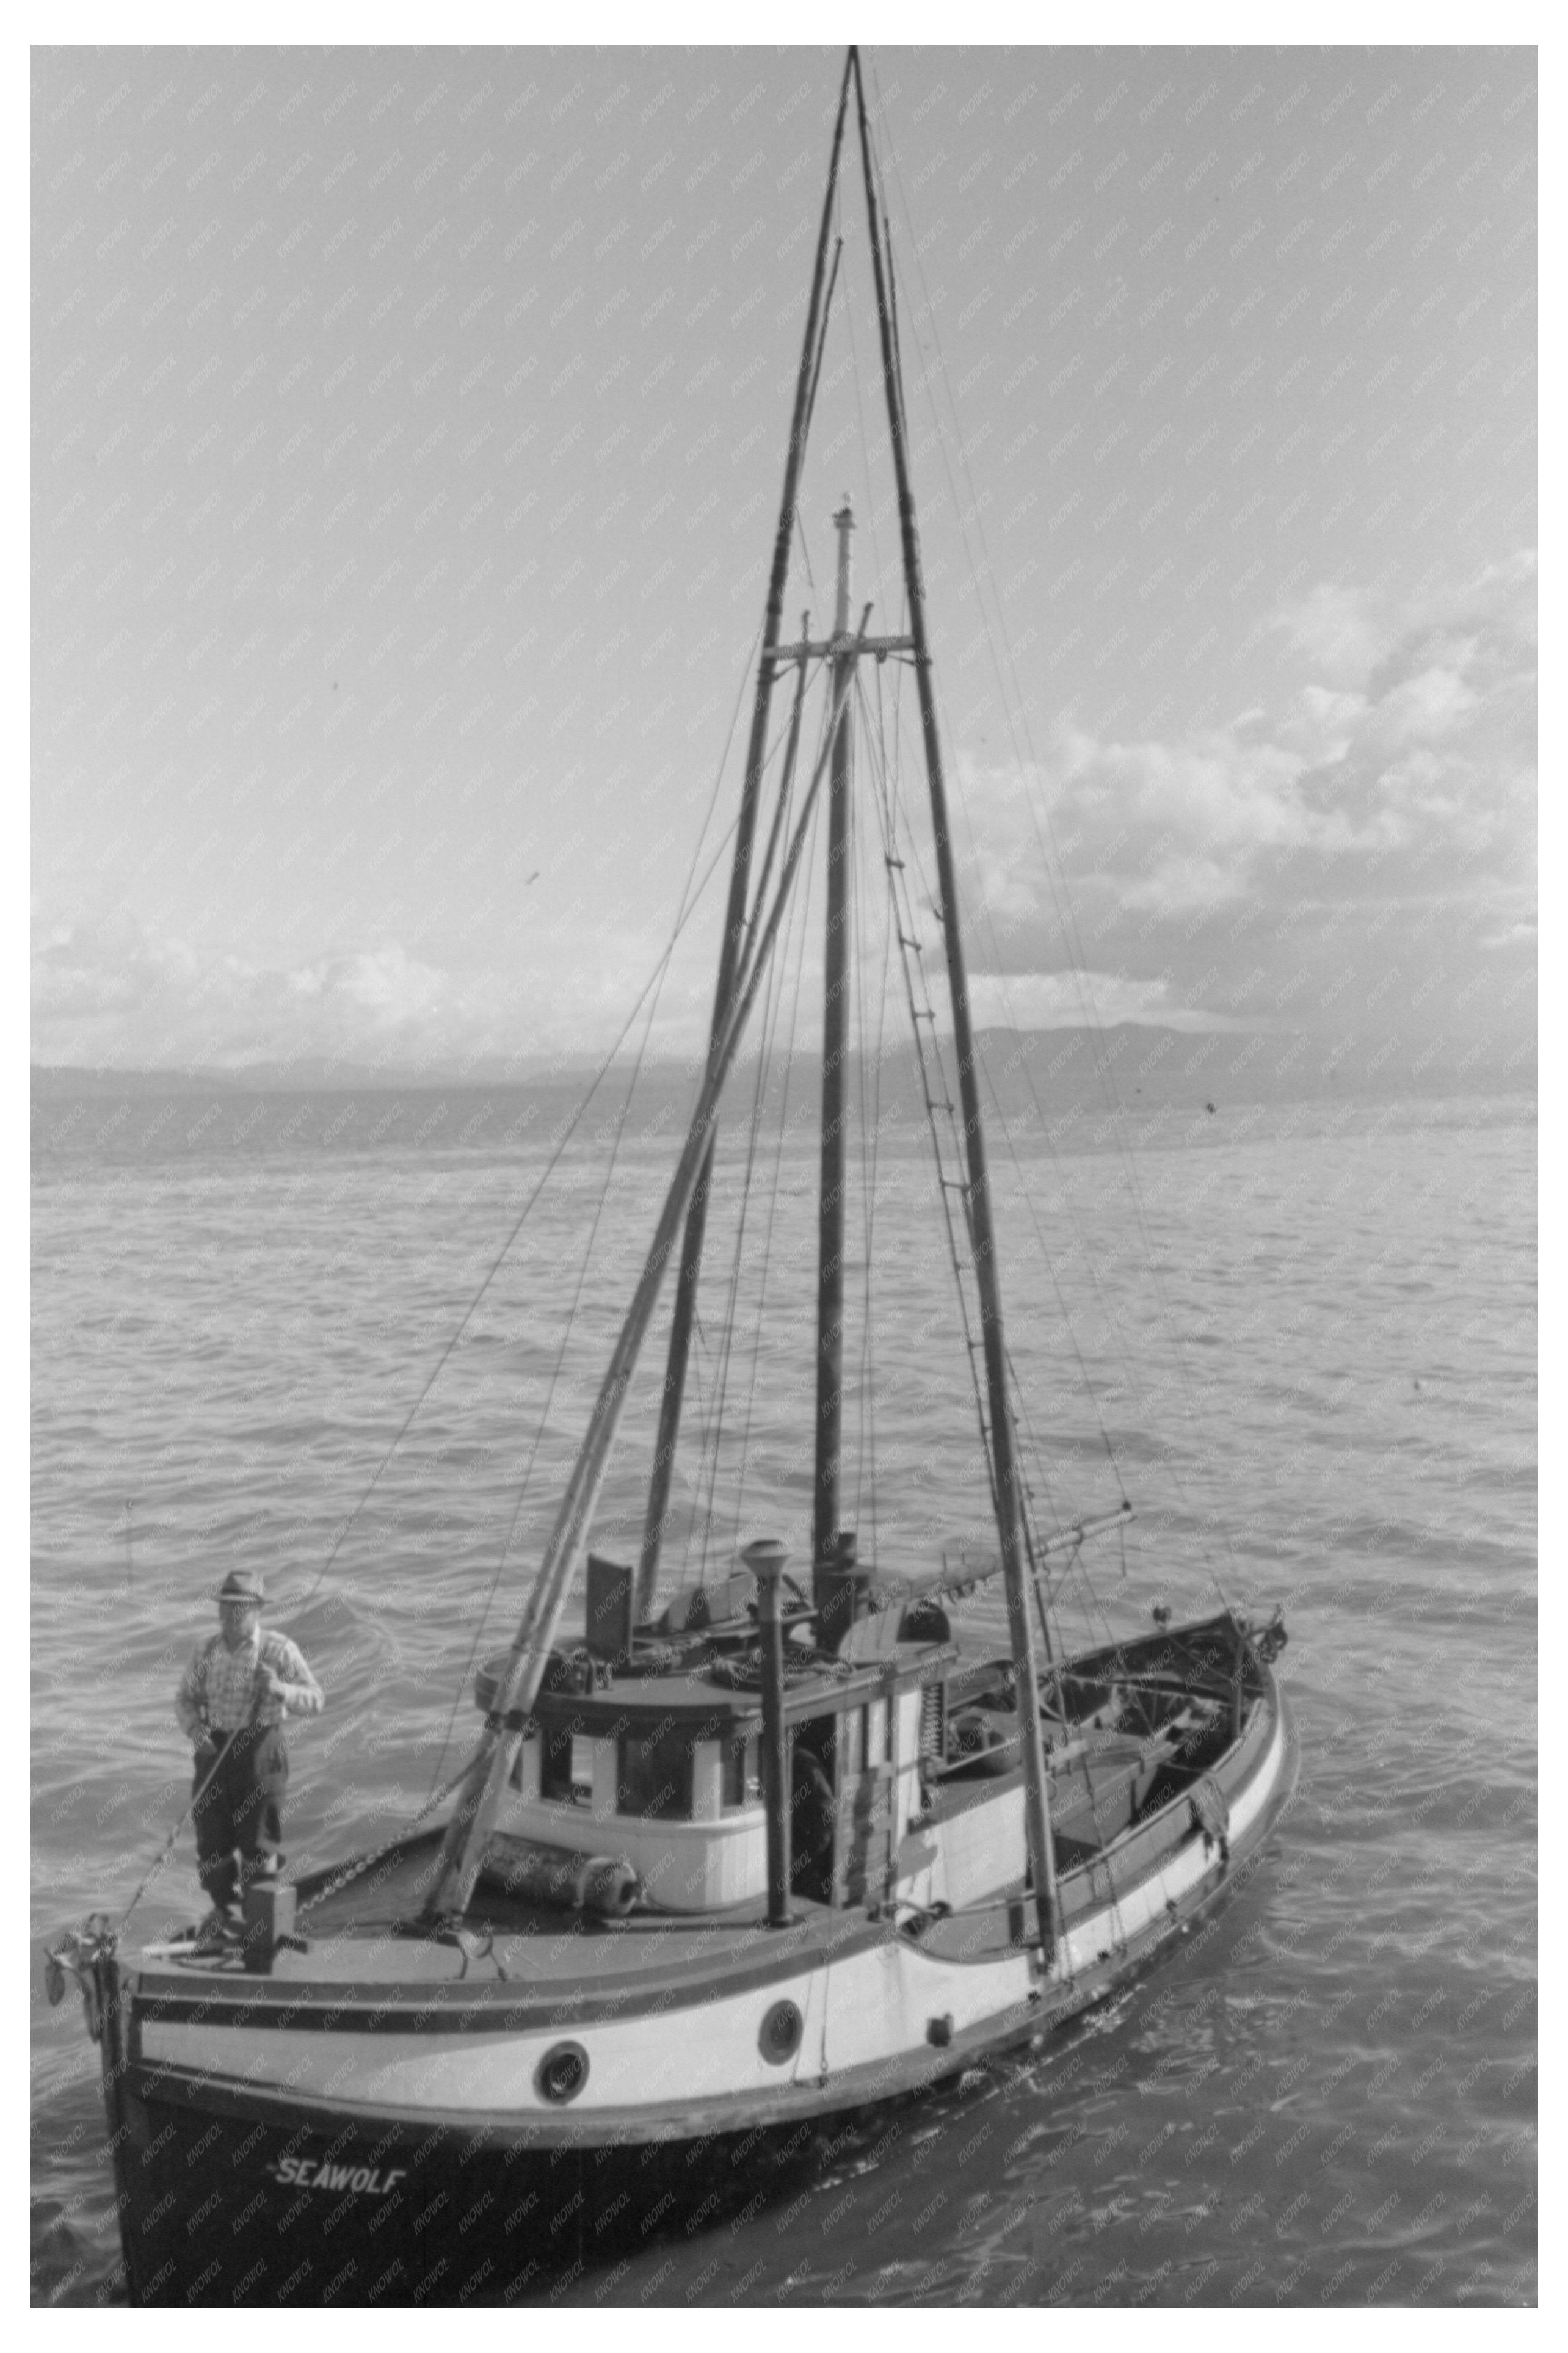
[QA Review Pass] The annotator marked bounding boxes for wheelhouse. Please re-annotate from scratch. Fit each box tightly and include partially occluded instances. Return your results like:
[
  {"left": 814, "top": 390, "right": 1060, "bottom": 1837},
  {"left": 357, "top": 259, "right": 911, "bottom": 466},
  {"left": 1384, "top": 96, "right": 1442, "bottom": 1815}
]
[{"left": 473, "top": 1562, "right": 957, "bottom": 1915}]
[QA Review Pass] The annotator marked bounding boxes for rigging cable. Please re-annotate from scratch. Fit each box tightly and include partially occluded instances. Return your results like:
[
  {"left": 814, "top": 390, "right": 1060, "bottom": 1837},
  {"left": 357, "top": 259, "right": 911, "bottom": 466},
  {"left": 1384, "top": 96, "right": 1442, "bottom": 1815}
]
[
  {"left": 860, "top": 577, "right": 916, "bottom": 1569},
  {"left": 851, "top": 661, "right": 899, "bottom": 1551},
  {"left": 689, "top": 690, "right": 818, "bottom": 1583},
  {"left": 289, "top": 622, "right": 769, "bottom": 1624},
  {"left": 289, "top": 630, "right": 766, "bottom": 1829},
  {"left": 982, "top": 1058, "right": 1129, "bottom": 1492},
  {"left": 863, "top": 62, "right": 1235, "bottom": 1615},
  {"left": 858, "top": 671, "right": 998, "bottom": 1535},
  {"left": 683, "top": 673, "right": 829, "bottom": 1583},
  {"left": 789, "top": 200, "right": 844, "bottom": 604},
  {"left": 689, "top": 951, "right": 782, "bottom": 1579},
  {"left": 855, "top": 81, "right": 1131, "bottom": 1644},
  {"left": 836, "top": 240, "right": 904, "bottom": 1548},
  {"left": 424, "top": 960, "right": 672, "bottom": 1801},
  {"left": 425, "top": 621, "right": 775, "bottom": 1740},
  {"left": 725, "top": 723, "right": 819, "bottom": 1565}
]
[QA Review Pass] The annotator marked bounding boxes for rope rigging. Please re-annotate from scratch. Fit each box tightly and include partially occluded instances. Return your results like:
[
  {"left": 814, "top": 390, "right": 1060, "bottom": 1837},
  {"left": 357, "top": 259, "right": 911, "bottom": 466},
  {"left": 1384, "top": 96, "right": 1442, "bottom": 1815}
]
[
  {"left": 858, "top": 665, "right": 1000, "bottom": 1533},
  {"left": 850, "top": 657, "right": 894, "bottom": 1550},
  {"left": 423, "top": 894, "right": 683, "bottom": 1801},
  {"left": 861, "top": 54, "right": 1236, "bottom": 1618},
  {"left": 682, "top": 665, "right": 824, "bottom": 1587},
  {"left": 717, "top": 750, "right": 817, "bottom": 1575},
  {"left": 419, "top": 628, "right": 821, "bottom": 1788},
  {"left": 290, "top": 670, "right": 760, "bottom": 1626}
]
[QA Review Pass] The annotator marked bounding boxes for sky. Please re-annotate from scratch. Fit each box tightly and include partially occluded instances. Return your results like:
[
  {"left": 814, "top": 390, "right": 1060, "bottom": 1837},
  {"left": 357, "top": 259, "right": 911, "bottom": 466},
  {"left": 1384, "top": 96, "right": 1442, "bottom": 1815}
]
[{"left": 31, "top": 38, "right": 1537, "bottom": 1078}]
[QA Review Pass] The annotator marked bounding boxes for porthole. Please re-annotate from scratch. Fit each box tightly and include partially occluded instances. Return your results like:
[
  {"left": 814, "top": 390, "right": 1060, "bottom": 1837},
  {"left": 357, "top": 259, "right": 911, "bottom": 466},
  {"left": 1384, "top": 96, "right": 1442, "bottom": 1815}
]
[
  {"left": 758, "top": 1998, "right": 804, "bottom": 2065},
  {"left": 535, "top": 2040, "right": 589, "bottom": 2105}
]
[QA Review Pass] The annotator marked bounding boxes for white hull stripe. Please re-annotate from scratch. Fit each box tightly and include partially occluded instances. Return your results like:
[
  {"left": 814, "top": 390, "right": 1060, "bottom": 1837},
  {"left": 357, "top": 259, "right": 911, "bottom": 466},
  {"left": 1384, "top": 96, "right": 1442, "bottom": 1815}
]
[
  {"left": 1056, "top": 1702, "right": 1285, "bottom": 1974},
  {"left": 139, "top": 1702, "right": 1291, "bottom": 2123}
]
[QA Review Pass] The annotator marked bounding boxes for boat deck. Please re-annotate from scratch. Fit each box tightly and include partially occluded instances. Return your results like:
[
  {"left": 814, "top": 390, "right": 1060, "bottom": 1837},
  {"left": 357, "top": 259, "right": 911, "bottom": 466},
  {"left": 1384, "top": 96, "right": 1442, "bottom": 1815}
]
[{"left": 137, "top": 1828, "right": 1027, "bottom": 1996}]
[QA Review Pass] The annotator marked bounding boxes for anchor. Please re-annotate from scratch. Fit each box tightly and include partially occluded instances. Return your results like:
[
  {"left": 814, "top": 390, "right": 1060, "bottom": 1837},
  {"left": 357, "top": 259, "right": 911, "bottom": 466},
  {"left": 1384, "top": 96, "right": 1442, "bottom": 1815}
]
[{"left": 42, "top": 1915, "right": 120, "bottom": 2044}]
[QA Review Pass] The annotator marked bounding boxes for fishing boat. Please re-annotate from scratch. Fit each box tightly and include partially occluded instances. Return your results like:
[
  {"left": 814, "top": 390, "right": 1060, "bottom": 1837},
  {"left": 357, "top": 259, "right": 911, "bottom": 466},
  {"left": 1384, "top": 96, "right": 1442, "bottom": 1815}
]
[{"left": 45, "top": 50, "right": 1294, "bottom": 2308}]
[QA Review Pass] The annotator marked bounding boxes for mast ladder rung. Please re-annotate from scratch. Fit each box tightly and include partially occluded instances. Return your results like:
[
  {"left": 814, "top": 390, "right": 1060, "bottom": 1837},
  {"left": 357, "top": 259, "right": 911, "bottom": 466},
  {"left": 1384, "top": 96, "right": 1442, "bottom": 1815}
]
[
  {"left": 913, "top": 1007, "right": 937, "bottom": 1023},
  {"left": 898, "top": 933, "right": 922, "bottom": 951},
  {"left": 884, "top": 855, "right": 905, "bottom": 870}
]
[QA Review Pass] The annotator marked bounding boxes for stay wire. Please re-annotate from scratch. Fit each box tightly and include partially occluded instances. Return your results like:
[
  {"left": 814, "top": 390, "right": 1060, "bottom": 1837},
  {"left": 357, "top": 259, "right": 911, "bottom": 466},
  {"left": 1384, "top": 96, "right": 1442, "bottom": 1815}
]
[
  {"left": 865, "top": 66, "right": 1229, "bottom": 1601},
  {"left": 294, "top": 859, "right": 735, "bottom": 1625},
  {"left": 852, "top": 675, "right": 896, "bottom": 1542},
  {"left": 862, "top": 76, "right": 1130, "bottom": 1133},
  {"left": 869, "top": 70, "right": 1175, "bottom": 1186},
  {"left": 290, "top": 616, "right": 767, "bottom": 1631},
  {"left": 707, "top": 765, "right": 812, "bottom": 1573},
  {"left": 857, "top": 659, "right": 904, "bottom": 1557},
  {"left": 684, "top": 683, "right": 828, "bottom": 1582},
  {"left": 728, "top": 744, "right": 818, "bottom": 1557},
  {"left": 981, "top": 1056, "right": 1126, "bottom": 1493},
  {"left": 694, "top": 890, "right": 781, "bottom": 1580},
  {"left": 883, "top": 669, "right": 1159, "bottom": 1539},
  {"left": 423, "top": 954, "right": 669, "bottom": 1802},
  {"left": 858, "top": 673, "right": 996, "bottom": 1537},
  {"left": 290, "top": 640, "right": 763, "bottom": 1851},
  {"left": 691, "top": 661, "right": 821, "bottom": 1577},
  {"left": 840, "top": 239, "right": 890, "bottom": 609},
  {"left": 432, "top": 613, "right": 769, "bottom": 1672}
]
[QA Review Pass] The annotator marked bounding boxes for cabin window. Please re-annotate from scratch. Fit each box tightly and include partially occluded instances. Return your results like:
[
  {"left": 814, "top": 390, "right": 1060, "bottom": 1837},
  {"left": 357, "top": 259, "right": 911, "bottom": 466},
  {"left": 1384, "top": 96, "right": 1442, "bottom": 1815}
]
[
  {"left": 540, "top": 1719, "right": 593, "bottom": 1803},
  {"left": 722, "top": 1731, "right": 760, "bottom": 1810},
  {"left": 617, "top": 1722, "right": 695, "bottom": 1821}
]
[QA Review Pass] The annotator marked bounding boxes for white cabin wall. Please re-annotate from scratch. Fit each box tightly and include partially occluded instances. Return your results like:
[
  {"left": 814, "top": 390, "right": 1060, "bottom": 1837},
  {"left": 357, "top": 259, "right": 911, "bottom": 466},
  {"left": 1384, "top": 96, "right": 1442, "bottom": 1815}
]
[
  {"left": 489, "top": 1785, "right": 769, "bottom": 1912},
  {"left": 590, "top": 1739, "right": 617, "bottom": 1823},
  {"left": 893, "top": 1688, "right": 923, "bottom": 1845},
  {"left": 692, "top": 1741, "right": 722, "bottom": 1823}
]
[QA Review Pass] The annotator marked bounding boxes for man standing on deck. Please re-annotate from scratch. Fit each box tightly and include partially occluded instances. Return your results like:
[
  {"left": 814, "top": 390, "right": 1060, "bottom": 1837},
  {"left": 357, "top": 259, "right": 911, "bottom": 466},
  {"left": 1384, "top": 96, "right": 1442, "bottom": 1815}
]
[{"left": 175, "top": 1568, "right": 324, "bottom": 1945}]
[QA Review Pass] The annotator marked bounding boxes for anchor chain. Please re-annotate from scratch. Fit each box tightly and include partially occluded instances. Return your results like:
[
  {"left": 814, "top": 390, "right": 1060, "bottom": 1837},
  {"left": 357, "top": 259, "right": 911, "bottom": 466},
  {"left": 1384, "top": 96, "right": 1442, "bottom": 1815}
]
[{"left": 294, "top": 1752, "right": 484, "bottom": 1922}]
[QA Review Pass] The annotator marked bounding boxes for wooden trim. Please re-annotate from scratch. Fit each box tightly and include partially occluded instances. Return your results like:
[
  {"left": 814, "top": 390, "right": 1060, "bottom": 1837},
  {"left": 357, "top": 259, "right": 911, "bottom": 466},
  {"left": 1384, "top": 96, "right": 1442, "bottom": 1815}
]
[{"left": 133, "top": 1919, "right": 883, "bottom": 2035}]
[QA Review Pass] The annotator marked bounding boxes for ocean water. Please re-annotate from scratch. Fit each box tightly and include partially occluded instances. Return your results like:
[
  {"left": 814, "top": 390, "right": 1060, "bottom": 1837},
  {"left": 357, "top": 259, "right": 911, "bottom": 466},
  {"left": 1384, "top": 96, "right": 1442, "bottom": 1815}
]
[{"left": 30, "top": 1077, "right": 1536, "bottom": 2306}]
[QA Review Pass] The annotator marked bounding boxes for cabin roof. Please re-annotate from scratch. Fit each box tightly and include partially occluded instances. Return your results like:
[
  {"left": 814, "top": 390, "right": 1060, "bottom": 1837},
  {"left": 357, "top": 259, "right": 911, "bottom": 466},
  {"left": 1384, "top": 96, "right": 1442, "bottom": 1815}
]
[{"left": 482, "top": 1639, "right": 969, "bottom": 1732}]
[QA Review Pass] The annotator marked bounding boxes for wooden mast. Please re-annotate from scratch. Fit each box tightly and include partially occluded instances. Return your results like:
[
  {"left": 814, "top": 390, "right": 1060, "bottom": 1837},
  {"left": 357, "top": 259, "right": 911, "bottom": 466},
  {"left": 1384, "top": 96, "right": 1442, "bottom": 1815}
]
[
  {"left": 811, "top": 498, "right": 855, "bottom": 1586},
  {"left": 635, "top": 57, "right": 853, "bottom": 1622},
  {"left": 849, "top": 48, "right": 1059, "bottom": 1961}
]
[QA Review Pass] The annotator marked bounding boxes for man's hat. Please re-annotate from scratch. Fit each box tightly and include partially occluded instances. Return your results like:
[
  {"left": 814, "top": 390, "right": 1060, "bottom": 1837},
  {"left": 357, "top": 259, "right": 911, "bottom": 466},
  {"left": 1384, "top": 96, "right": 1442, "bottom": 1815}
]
[{"left": 216, "top": 1568, "right": 266, "bottom": 1605}]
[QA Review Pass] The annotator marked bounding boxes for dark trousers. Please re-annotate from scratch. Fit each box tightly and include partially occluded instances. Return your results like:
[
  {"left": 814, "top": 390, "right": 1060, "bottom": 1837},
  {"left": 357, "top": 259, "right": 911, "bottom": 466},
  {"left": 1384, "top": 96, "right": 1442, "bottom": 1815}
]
[{"left": 192, "top": 1724, "right": 288, "bottom": 1910}]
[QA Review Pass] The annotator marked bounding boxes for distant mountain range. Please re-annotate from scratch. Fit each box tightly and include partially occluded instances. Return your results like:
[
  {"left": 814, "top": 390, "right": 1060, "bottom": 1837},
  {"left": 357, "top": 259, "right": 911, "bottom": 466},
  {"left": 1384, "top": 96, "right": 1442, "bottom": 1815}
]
[{"left": 31, "top": 1023, "right": 1536, "bottom": 1114}]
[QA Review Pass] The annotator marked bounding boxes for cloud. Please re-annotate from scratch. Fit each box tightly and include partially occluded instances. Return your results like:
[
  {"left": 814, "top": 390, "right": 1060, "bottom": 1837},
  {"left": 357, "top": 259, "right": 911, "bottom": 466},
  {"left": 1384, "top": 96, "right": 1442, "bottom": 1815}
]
[
  {"left": 32, "top": 919, "right": 461, "bottom": 1070},
  {"left": 30, "top": 911, "right": 721, "bottom": 1073},
  {"left": 948, "top": 551, "right": 1536, "bottom": 1041},
  {"left": 32, "top": 557, "right": 1535, "bottom": 1071},
  {"left": 965, "top": 970, "right": 1248, "bottom": 1033}
]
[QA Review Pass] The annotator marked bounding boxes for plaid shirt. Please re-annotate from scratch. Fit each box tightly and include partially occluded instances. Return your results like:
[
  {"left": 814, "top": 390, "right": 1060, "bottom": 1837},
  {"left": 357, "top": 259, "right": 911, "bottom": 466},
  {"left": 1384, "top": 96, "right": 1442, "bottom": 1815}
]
[{"left": 176, "top": 1626, "right": 323, "bottom": 1738}]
